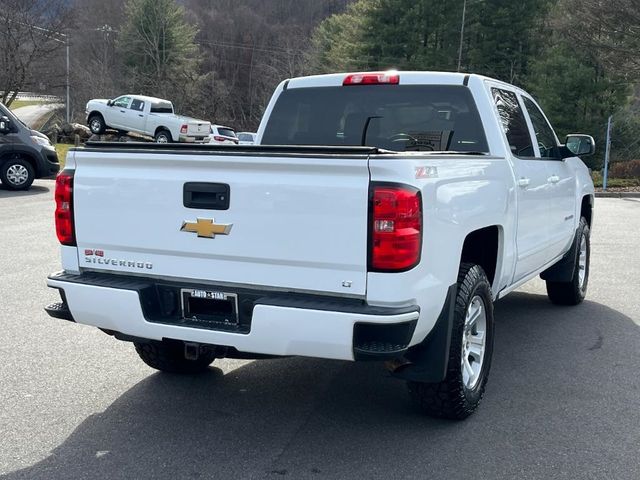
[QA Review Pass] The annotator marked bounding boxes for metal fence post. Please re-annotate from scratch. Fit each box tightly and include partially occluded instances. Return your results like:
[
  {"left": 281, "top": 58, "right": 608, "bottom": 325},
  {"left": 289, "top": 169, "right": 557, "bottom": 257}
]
[
  {"left": 603, "top": 115, "right": 612, "bottom": 191},
  {"left": 66, "top": 37, "right": 70, "bottom": 124}
]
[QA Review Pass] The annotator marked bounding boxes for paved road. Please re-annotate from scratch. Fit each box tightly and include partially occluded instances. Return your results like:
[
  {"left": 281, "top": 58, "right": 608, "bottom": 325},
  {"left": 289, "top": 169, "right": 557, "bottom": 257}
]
[
  {"left": 0, "top": 181, "right": 639, "bottom": 480},
  {"left": 11, "top": 104, "right": 63, "bottom": 128}
]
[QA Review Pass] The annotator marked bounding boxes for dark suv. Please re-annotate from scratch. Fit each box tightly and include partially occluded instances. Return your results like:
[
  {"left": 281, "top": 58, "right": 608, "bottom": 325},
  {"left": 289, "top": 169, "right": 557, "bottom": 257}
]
[{"left": 0, "top": 103, "right": 59, "bottom": 190}]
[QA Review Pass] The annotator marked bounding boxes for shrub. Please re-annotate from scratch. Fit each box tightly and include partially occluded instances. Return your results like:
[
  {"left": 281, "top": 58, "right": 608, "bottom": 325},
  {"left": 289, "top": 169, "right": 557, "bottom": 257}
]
[{"left": 609, "top": 159, "right": 640, "bottom": 179}]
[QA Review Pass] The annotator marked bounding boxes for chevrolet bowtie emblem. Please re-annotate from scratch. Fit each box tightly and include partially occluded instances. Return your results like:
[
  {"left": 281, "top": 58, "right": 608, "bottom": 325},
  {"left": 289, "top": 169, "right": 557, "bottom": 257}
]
[{"left": 180, "top": 218, "right": 233, "bottom": 238}]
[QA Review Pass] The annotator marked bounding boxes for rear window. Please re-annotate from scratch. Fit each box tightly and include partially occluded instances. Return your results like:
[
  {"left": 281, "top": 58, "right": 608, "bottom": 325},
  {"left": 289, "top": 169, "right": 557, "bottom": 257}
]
[
  {"left": 262, "top": 85, "right": 488, "bottom": 152},
  {"left": 150, "top": 101, "right": 173, "bottom": 114},
  {"left": 217, "top": 128, "right": 237, "bottom": 138}
]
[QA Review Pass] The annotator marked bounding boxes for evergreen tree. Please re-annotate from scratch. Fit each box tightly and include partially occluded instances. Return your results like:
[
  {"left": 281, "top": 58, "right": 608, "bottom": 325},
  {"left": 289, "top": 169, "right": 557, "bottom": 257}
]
[
  {"left": 309, "top": 0, "right": 632, "bottom": 167},
  {"left": 117, "top": 0, "right": 205, "bottom": 110}
]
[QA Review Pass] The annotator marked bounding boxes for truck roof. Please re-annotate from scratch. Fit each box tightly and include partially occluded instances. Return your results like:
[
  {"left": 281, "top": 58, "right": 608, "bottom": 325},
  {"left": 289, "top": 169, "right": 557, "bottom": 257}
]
[{"left": 285, "top": 71, "right": 518, "bottom": 90}]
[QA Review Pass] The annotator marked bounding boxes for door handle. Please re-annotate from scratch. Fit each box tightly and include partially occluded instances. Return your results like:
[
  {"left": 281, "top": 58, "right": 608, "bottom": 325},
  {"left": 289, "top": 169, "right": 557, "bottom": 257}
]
[
  {"left": 120, "top": 110, "right": 126, "bottom": 113},
  {"left": 517, "top": 177, "right": 530, "bottom": 188},
  {"left": 138, "top": 114, "right": 144, "bottom": 117},
  {"left": 548, "top": 175, "right": 560, "bottom": 184}
]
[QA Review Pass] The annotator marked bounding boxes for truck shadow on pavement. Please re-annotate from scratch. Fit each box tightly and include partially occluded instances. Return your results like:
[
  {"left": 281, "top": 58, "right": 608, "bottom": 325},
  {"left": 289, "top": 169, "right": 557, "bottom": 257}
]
[
  {"left": 0, "top": 184, "right": 50, "bottom": 198},
  {"left": 5, "top": 292, "right": 640, "bottom": 480}
]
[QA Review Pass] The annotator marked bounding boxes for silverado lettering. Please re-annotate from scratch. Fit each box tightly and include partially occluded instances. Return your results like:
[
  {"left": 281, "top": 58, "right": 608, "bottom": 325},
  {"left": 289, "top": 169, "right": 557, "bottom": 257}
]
[{"left": 85, "top": 257, "right": 152, "bottom": 269}]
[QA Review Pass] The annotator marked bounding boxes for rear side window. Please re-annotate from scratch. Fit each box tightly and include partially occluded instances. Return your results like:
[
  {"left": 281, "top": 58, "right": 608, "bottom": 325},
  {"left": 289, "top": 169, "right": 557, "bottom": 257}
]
[
  {"left": 150, "top": 101, "right": 173, "bottom": 113},
  {"left": 262, "top": 85, "right": 489, "bottom": 153},
  {"left": 491, "top": 88, "right": 534, "bottom": 157},
  {"left": 131, "top": 99, "right": 145, "bottom": 111},
  {"left": 238, "top": 133, "right": 253, "bottom": 142},
  {"left": 522, "top": 97, "right": 560, "bottom": 159}
]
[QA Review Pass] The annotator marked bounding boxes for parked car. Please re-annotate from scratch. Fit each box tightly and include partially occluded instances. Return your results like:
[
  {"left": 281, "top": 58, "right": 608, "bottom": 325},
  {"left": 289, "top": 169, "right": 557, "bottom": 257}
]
[
  {"left": 47, "top": 71, "right": 595, "bottom": 419},
  {"left": 209, "top": 125, "right": 238, "bottom": 144},
  {"left": 237, "top": 132, "right": 256, "bottom": 145},
  {"left": 0, "top": 102, "right": 59, "bottom": 190},
  {"left": 85, "top": 95, "right": 210, "bottom": 143}
]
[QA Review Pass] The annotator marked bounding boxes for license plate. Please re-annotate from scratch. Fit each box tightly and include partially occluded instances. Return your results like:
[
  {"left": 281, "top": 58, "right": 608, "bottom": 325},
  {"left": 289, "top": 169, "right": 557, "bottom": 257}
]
[{"left": 181, "top": 289, "right": 239, "bottom": 326}]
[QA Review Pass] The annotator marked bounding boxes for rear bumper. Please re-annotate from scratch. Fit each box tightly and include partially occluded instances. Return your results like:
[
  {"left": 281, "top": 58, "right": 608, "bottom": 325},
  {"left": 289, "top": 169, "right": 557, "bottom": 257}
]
[
  {"left": 178, "top": 135, "right": 208, "bottom": 143},
  {"left": 46, "top": 271, "right": 419, "bottom": 361}
]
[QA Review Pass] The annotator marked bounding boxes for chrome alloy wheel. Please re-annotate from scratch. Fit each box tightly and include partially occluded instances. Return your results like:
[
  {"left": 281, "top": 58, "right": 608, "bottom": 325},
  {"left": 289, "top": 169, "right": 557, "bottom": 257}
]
[
  {"left": 156, "top": 134, "right": 169, "bottom": 143},
  {"left": 461, "top": 295, "right": 487, "bottom": 390},
  {"left": 6, "top": 164, "right": 29, "bottom": 186},
  {"left": 578, "top": 234, "right": 587, "bottom": 289}
]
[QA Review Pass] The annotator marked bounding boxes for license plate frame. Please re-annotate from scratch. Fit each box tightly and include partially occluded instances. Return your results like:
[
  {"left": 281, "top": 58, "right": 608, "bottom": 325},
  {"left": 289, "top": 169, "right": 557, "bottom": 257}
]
[{"left": 180, "top": 288, "right": 239, "bottom": 326}]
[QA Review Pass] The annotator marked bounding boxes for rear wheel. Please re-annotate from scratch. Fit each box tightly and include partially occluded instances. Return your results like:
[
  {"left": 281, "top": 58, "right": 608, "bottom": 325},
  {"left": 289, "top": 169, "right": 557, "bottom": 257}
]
[
  {"left": 545, "top": 217, "right": 590, "bottom": 305},
  {"left": 0, "top": 157, "right": 35, "bottom": 190},
  {"left": 407, "top": 263, "right": 494, "bottom": 420},
  {"left": 155, "top": 129, "right": 172, "bottom": 143},
  {"left": 134, "top": 340, "right": 216, "bottom": 373}
]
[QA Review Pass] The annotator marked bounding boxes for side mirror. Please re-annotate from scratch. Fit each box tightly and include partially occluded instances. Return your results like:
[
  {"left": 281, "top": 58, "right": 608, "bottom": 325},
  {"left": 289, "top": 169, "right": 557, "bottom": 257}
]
[
  {"left": 0, "top": 116, "right": 10, "bottom": 134},
  {"left": 107, "top": 100, "right": 113, "bottom": 107},
  {"left": 564, "top": 134, "right": 595, "bottom": 157}
]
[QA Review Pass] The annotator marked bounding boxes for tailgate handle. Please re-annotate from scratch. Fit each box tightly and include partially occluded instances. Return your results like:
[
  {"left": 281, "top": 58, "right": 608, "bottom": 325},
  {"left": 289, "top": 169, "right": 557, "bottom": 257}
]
[{"left": 183, "top": 182, "right": 230, "bottom": 210}]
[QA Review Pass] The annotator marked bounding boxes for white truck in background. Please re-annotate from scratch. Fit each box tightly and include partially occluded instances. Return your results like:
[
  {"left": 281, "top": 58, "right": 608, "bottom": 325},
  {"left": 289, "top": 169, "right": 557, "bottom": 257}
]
[
  {"left": 86, "top": 94, "right": 211, "bottom": 143},
  {"left": 48, "top": 72, "right": 595, "bottom": 419}
]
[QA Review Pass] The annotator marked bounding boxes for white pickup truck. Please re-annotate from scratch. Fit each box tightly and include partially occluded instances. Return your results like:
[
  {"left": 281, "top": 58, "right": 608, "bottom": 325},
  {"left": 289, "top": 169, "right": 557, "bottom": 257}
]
[
  {"left": 85, "top": 94, "right": 211, "bottom": 143},
  {"left": 48, "top": 72, "right": 595, "bottom": 419}
]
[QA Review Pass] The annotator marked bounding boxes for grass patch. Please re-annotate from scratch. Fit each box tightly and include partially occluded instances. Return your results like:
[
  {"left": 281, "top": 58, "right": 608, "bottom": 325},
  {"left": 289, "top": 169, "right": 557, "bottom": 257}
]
[
  {"left": 9, "top": 100, "right": 49, "bottom": 110},
  {"left": 55, "top": 144, "right": 72, "bottom": 168}
]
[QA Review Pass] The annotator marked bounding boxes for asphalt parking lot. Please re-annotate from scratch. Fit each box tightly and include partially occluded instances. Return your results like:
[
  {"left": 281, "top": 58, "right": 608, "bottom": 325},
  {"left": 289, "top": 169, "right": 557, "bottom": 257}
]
[{"left": 1, "top": 180, "right": 639, "bottom": 480}]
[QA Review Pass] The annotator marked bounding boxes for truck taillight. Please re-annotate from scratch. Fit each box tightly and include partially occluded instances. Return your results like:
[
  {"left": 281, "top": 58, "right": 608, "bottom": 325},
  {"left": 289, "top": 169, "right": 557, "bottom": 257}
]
[
  {"left": 180, "top": 124, "right": 188, "bottom": 134},
  {"left": 369, "top": 184, "right": 422, "bottom": 272},
  {"left": 343, "top": 71, "right": 399, "bottom": 86},
  {"left": 55, "top": 171, "right": 75, "bottom": 246}
]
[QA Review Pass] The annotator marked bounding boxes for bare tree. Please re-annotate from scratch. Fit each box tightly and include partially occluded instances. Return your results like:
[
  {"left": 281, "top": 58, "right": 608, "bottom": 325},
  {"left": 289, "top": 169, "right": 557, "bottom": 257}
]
[
  {"left": 559, "top": 0, "right": 640, "bottom": 78},
  {"left": 0, "top": 0, "right": 69, "bottom": 106}
]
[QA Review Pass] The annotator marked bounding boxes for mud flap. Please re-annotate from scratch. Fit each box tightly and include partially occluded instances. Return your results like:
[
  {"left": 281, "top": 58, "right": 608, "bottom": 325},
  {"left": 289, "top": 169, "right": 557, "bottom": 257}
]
[
  {"left": 540, "top": 226, "right": 580, "bottom": 283},
  {"left": 390, "top": 283, "right": 457, "bottom": 383}
]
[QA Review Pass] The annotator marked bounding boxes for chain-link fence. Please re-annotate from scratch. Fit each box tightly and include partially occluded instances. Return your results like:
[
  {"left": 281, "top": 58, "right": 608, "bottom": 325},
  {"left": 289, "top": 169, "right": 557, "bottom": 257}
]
[{"left": 598, "top": 108, "right": 640, "bottom": 189}]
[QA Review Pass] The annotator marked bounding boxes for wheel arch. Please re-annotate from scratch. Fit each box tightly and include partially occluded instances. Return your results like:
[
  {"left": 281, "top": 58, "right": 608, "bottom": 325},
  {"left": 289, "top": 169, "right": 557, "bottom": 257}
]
[
  {"left": 460, "top": 225, "right": 502, "bottom": 290},
  {"left": 0, "top": 150, "right": 38, "bottom": 174},
  {"left": 581, "top": 194, "right": 594, "bottom": 227},
  {"left": 87, "top": 111, "right": 104, "bottom": 120},
  {"left": 154, "top": 126, "right": 170, "bottom": 136}
]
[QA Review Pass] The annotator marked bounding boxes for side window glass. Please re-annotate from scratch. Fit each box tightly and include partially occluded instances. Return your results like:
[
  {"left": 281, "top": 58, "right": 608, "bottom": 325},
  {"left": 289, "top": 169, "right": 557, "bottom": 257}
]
[
  {"left": 113, "top": 96, "right": 131, "bottom": 108},
  {"left": 522, "top": 97, "right": 560, "bottom": 159},
  {"left": 131, "top": 99, "right": 145, "bottom": 111},
  {"left": 491, "top": 88, "right": 534, "bottom": 157}
]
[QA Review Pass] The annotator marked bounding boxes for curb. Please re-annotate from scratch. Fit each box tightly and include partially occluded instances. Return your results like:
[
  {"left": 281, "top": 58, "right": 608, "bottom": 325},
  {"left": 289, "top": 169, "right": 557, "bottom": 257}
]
[{"left": 595, "top": 192, "right": 640, "bottom": 198}]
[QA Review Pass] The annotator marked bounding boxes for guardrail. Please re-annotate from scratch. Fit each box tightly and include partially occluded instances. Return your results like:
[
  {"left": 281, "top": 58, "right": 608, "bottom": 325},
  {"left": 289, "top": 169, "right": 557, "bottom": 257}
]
[{"left": 1, "top": 92, "right": 62, "bottom": 102}]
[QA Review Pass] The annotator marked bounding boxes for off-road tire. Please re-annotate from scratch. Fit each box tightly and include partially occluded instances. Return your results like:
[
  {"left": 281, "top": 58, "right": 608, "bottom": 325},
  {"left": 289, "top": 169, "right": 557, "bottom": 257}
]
[
  {"left": 134, "top": 340, "right": 215, "bottom": 374},
  {"left": 546, "top": 217, "right": 590, "bottom": 306},
  {"left": 407, "top": 263, "right": 495, "bottom": 420},
  {"left": 0, "top": 157, "right": 35, "bottom": 190},
  {"left": 88, "top": 114, "right": 106, "bottom": 134},
  {"left": 154, "top": 129, "right": 172, "bottom": 143}
]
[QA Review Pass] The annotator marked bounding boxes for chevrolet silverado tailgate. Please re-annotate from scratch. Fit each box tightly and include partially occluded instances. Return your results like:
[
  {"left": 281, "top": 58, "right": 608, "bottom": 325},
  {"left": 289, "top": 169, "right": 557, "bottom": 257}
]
[{"left": 72, "top": 146, "right": 371, "bottom": 296}]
